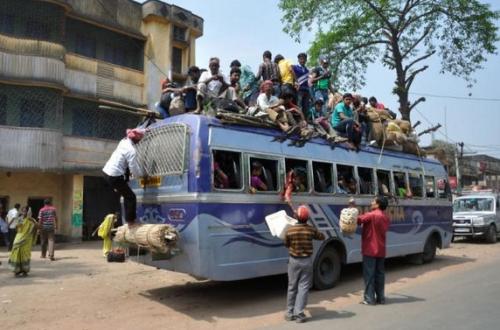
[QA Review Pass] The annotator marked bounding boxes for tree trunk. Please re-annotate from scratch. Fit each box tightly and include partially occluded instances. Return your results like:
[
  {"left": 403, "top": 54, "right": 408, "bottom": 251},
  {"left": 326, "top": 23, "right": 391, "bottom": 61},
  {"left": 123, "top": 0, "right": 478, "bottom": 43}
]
[{"left": 391, "top": 39, "right": 411, "bottom": 122}]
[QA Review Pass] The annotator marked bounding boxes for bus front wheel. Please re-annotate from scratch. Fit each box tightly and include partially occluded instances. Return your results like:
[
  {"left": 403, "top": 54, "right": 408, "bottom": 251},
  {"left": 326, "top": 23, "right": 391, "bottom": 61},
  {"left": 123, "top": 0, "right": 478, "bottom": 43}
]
[{"left": 313, "top": 247, "right": 341, "bottom": 290}]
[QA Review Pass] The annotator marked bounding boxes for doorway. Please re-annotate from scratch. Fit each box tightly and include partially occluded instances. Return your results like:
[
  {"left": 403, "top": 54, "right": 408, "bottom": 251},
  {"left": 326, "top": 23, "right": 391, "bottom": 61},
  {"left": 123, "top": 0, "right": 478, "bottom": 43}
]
[{"left": 27, "top": 197, "right": 50, "bottom": 220}]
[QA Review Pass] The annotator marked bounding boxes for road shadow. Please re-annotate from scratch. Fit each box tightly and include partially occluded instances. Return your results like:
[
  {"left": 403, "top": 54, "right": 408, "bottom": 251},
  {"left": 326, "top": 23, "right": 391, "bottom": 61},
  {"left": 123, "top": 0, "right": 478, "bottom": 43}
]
[
  {"left": 307, "top": 307, "right": 356, "bottom": 321},
  {"left": 140, "top": 253, "right": 473, "bottom": 322},
  {"left": 383, "top": 293, "right": 425, "bottom": 305}
]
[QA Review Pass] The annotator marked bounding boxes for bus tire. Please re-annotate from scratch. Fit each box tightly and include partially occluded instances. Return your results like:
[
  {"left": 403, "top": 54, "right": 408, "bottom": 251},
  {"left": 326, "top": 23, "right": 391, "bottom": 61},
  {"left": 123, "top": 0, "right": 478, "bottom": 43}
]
[
  {"left": 422, "top": 235, "right": 437, "bottom": 263},
  {"left": 485, "top": 225, "right": 497, "bottom": 244},
  {"left": 313, "top": 247, "right": 341, "bottom": 290}
]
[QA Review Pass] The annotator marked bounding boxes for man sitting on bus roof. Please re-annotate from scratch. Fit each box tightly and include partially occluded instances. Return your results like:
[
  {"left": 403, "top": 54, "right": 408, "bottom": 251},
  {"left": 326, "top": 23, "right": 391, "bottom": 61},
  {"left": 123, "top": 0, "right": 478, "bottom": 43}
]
[
  {"left": 196, "top": 57, "right": 229, "bottom": 113},
  {"left": 254, "top": 81, "right": 295, "bottom": 133},
  {"left": 331, "top": 93, "right": 362, "bottom": 150}
]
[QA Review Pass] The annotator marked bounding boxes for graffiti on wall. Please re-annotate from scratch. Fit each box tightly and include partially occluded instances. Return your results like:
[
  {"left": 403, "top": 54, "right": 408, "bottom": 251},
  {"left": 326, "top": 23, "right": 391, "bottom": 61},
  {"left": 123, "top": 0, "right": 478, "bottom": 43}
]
[{"left": 71, "top": 190, "right": 83, "bottom": 227}]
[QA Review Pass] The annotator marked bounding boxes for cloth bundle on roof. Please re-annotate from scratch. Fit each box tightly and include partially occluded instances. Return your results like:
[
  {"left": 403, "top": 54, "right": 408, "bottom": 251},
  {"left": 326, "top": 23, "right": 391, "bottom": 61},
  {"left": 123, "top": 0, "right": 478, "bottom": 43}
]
[
  {"left": 114, "top": 224, "right": 179, "bottom": 254},
  {"left": 366, "top": 109, "right": 393, "bottom": 122},
  {"left": 339, "top": 207, "right": 358, "bottom": 235},
  {"left": 403, "top": 140, "right": 426, "bottom": 156}
]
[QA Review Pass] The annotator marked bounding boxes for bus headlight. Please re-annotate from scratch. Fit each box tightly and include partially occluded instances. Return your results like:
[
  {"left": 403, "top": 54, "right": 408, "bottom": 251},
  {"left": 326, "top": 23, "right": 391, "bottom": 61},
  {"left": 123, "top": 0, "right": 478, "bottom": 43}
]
[{"left": 472, "top": 217, "right": 484, "bottom": 225}]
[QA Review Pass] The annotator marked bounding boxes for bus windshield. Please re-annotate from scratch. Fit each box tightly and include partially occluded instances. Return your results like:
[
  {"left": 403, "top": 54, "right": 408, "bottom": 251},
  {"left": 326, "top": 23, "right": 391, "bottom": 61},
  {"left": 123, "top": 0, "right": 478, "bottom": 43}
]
[{"left": 453, "top": 198, "right": 494, "bottom": 212}]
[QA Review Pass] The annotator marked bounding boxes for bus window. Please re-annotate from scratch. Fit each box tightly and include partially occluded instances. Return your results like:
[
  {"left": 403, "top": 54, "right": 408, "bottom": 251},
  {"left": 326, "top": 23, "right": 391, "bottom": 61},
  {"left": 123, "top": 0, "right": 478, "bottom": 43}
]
[
  {"left": 425, "top": 176, "right": 436, "bottom": 198},
  {"left": 358, "top": 167, "right": 375, "bottom": 195},
  {"left": 376, "top": 170, "right": 392, "bottom": 196},
  {"left": 285, "top": 159, "right": 309, "bottom": 193},
  {"left": 394, "top": 172, "right": 409, "bottom": 198},
  {"left": 249, "top": 157, "right": 278, "bottom": 192},
  {"left": 409, "top": 173, "right": 424, "bottom": 198},
  {"left": 313, "top": 161, "right": 333, "bottom": 193},
  {"left": 437, "top": 179, "right": 451, "bottom": 199},
  {"left": 212, "top": 150, "right": 242, "bottom": 190},
  {"left": 336, "top": 164, "right": 357, "bottom": 194}
]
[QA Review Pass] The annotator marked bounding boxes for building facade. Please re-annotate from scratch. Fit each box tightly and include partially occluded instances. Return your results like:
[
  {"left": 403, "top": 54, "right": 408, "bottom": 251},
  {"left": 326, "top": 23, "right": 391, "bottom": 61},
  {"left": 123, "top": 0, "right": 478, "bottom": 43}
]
[{"left": 0, "top": 0, "right": 203, "bottom": 240}]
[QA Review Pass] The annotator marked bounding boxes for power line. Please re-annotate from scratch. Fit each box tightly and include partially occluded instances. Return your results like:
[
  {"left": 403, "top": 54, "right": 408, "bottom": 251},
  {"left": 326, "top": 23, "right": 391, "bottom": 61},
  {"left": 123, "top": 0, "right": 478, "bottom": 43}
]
[{"left": 409, "top": 92, "right": 500, "bottom": 102}]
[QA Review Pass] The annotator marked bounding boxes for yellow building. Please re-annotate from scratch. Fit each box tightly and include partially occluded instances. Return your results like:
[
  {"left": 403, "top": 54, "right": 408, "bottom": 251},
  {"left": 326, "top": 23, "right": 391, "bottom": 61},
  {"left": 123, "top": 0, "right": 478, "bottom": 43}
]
[{"left": 0, "top": 0, "right": 203, "bottom": 240}]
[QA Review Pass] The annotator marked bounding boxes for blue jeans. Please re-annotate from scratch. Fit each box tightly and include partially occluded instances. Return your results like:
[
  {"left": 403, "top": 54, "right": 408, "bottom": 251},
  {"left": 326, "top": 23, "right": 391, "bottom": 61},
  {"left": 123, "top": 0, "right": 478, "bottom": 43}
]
[
  {"left": 314, "top": 89, "right": 329, "bottom": 113},
  {"left": 363, "top": 255, "right": 385, "bottom": 303}
]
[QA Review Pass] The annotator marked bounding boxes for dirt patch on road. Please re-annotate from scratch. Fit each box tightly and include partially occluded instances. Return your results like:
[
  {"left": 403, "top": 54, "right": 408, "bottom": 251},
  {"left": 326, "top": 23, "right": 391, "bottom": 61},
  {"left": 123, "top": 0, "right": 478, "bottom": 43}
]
[{"left": 1, "top": 239, "right": 498, "bottom": 330}]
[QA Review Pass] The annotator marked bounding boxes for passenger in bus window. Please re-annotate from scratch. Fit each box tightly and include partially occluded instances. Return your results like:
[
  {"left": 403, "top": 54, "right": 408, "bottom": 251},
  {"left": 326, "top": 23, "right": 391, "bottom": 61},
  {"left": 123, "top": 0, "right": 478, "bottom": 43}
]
[
  {"left": 213, "top": 162, "right": 229, "bottom": 189},
  {"left": 293, "top": 168, "right": 307, "bottom": 193},
  {"left": 336, "top": 176, "right": 349, "bottom": 194},
  {"left": 250, "top": 161, "right": 268, "bottom": 192},
  {"left": 347, "top": 178, "right": 357, "bottom": 194},
  {"left": 378, "top": 181, "right": 390, "bottom": 196}
]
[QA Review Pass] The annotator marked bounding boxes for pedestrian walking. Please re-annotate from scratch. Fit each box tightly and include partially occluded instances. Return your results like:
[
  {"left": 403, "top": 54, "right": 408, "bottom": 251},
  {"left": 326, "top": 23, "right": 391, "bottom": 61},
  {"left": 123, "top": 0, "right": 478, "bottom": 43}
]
[
  {"left": 284, "top": 205, "right": 325, "bottom": 323},
  {"left": 9, "top": 206, "right": 38, "bottom": 277},
  {"left": 0, "top": 205, "right": 9, "bottom": 250},
  {"left": 357, "top": 196, "right": 390, "bottom": 305},
  {"left": 6, "top": 203, "right": 21, "bottom": 251},
  {"left": 38, "top": 199, "right": 58, "bottom": 261}
]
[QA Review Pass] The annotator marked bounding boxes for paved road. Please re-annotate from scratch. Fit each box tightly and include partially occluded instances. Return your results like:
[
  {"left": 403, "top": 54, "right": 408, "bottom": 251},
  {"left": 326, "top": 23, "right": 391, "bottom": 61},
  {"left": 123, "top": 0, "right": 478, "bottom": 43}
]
[{"left": 266, "top": 258, "right": 500, "bottom": 330}]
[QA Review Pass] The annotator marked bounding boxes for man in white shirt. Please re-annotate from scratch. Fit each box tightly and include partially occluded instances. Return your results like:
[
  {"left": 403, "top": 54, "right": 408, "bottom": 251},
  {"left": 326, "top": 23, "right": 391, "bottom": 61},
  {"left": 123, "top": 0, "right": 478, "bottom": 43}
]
[
  {"left": 255, "top": 80, "right": 292, "bottom": 133},
  {"left": 103, "top": 129, "right": 144, "bottom": 226},
  {"left": 6, "top": 203, "right": 20, "bottom": 250},
  {"left": 196, "top": 57, "right": 229, "bottom": 113}
]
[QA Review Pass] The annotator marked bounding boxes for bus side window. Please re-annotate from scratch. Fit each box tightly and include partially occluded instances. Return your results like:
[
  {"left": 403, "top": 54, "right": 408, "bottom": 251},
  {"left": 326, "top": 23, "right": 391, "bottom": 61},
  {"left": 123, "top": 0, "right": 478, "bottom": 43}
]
[
  {"left": 336, "top": 164, "right": 357, "bottom": 194},
  {"left": 437, "top": 179, "right": 451, "bottom": 199},
  {"left": 249, "top": 157, "right": 278, "bottom": 192},
  {"left": 285, "top": 158, "right": 309, "bottom": 193},
  {"left": 313, "top": 161, "right": 333, "bottom": 193},
  {"left": 394, "top": 172, "right": 409, "bottom": 198},
  {"left": 358, "top": 167, "right": 375, "bottom": 195},
  {"left": 425, "top": 176, "right": 436, "bottom": 198},
  {"left": 376, "top": 170, "right": 392, "bottom": 196},
  {"left": 409, "top": 173, "right": 424, "bottom": 198},
  {"left": 212, "top": 150, "right": 242, "bottom": 190}
]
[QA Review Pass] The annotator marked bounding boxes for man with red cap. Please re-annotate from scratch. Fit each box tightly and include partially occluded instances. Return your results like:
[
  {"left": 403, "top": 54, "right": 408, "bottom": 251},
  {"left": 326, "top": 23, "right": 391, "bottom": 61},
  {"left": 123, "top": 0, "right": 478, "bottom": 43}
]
[
  {"left": 102, "top": 128, "right": 145, "bottom": 226},
  {"left": 284, "top": 205, "right": 325, "bottom": 323}
]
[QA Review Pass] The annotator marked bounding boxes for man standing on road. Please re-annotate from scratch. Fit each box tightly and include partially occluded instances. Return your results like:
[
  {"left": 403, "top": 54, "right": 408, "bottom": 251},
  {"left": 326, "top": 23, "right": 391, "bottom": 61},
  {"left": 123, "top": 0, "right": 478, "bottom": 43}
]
[
  {"left": 7, "top": 203, "right": 21, "bottom": 250},
  {"left": 38, "top": 199, "right": 58, "bottom": 261},
  {"left": 284, "top": 205, "right": 325, "bottom": 323},
  {"left": 357, "top": 196, "right": 390, "bottom": 305}
]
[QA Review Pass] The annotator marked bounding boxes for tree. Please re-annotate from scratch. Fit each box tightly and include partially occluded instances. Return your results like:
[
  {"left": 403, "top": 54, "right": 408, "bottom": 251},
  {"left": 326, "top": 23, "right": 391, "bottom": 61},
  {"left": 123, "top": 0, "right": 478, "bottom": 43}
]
[{"left": 279, "top": 0, "right": 499, "bottom": 121}]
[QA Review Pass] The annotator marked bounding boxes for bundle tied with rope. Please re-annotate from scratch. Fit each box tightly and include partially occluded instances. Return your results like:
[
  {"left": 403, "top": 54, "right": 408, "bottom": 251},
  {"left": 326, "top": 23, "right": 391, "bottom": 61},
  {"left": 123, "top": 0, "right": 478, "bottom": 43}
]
[
  {"left": 114, "top": 224, "right": 179, "bottom": 254},
  {"left": 339, "top": 207, "right": 359, "bottom": 235}
]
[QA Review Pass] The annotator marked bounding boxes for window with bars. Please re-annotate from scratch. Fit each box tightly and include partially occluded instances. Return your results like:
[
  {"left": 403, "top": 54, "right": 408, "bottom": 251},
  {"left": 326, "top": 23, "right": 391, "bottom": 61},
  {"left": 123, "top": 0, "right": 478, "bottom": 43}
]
[
  {"left": 20, "top": 99, "right": 45, "bottom": 128},
  {"left": 0, "top": 14, "right": 14, "bottom": 35},
  {"left": 0, "top": 94, "right": 6, "bottom": 125},
  {"left": 173, "top": 25, "right": 187, "bottom": 42}
]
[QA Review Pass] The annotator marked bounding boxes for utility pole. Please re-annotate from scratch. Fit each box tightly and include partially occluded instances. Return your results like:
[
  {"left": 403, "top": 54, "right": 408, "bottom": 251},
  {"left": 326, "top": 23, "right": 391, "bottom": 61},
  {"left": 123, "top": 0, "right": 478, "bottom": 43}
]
[{"left": 455, "top": 142, "right": 464, "bottom": 194}]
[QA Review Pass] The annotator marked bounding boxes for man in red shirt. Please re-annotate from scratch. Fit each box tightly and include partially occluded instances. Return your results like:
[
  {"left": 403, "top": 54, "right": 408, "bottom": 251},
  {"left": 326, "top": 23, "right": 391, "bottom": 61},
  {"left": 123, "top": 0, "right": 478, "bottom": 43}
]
[{"left": 357, "top": 196, "right": 390, "bottom": 305}]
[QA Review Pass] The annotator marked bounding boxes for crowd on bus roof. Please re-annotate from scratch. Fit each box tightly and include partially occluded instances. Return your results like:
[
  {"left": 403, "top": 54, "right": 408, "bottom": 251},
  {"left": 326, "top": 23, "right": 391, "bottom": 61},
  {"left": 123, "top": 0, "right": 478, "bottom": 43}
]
[{"left": 157, "top": 51, "right": 398, "bottom": 151}]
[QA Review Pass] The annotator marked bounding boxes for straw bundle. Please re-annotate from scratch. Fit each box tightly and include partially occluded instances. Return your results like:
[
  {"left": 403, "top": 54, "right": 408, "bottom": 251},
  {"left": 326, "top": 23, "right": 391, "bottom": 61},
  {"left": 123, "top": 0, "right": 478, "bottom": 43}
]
[
  {"left": 114, "top": 224, "right": 179, "bottom": 253},
  {"left": 339, "top": 207, "right": 359, "bottom": 235}
]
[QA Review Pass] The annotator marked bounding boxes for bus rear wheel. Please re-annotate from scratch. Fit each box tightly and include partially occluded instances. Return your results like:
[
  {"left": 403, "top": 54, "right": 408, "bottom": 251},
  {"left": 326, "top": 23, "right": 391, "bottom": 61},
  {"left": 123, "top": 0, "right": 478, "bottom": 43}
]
[
  {"left": 422, "top": 236, "right": 437, "bottom": 263},
  {"left": 313, "top": 247, "right": 341, "bottom": 290}
]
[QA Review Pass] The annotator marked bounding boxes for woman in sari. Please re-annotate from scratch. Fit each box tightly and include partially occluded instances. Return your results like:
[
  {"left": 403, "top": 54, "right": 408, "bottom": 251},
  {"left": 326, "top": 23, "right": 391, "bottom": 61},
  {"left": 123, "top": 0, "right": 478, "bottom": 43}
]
[{"left": 8, "top": 206, "right": 38, "bottom": 277}]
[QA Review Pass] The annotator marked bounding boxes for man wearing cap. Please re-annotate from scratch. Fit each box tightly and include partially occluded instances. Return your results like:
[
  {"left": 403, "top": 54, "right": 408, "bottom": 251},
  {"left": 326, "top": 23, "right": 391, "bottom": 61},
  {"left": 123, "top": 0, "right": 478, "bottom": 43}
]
[
  {"left": 310, "top": 57, "right": 334, "bottom": 112},
  {"left": 284, "top": 205, "right": 325, "bottom": 323},
  {"left": 103, "top": 129, "right": 145, "bottom": 226}
]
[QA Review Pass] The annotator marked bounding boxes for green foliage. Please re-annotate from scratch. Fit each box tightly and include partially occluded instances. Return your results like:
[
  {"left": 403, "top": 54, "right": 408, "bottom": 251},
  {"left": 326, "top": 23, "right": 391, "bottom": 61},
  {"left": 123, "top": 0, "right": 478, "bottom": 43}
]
[{"left": 279, "top": 0, "right": 499, "bottom": 115}]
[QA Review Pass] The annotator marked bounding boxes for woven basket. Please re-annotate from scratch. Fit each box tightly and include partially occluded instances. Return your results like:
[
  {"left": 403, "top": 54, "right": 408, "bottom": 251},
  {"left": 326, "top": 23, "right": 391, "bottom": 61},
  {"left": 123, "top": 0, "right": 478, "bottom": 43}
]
[
  {"left": 114, "top": 224, "right": 179, "bottom": 253},
  {"left": 339, "top": 207, "right": 358, "bottom": 235}
]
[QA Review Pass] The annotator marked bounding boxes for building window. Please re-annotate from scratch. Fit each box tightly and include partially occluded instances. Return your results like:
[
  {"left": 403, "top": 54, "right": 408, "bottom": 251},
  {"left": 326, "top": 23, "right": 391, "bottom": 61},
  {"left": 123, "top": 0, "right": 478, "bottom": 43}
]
[
  {"left": 172, "top": 47, "right": 183, "bottom": 74},
  {"left": 0, "top": 94, "right": 6, "bottom": 125},
  {"left": 0, "top": 14, "right": 14, "bottom": 35},
  {"left": 173, "top": 25, "right": 187, "bottom": 42},
  {"left": 20, "top": 99, "right": 45, "bottom": 128},
  {"left": 75, "top": 34, "right": 97, "bottom": 58},
  {"left": 25, "top": 20, "right": 50, "bottom": 40}
]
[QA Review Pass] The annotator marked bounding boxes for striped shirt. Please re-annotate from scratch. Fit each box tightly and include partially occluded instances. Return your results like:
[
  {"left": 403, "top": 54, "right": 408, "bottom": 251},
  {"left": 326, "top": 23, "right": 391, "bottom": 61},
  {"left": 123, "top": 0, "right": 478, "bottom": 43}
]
[
  {"left": 38, "top": 205, "right": 57, "bottom": 230},
  {"left": 285, "top": 223, "right": 325, "bottom": 257}
]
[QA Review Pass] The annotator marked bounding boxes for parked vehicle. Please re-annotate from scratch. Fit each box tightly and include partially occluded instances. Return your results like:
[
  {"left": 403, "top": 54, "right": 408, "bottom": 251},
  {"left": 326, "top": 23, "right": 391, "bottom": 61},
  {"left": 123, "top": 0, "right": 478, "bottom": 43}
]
[
  {"left": 452, "top": 193, "right": 500, "bottom": 243},
  {"left": 131, "top": 114, "right": 453, "bottom": 289}
]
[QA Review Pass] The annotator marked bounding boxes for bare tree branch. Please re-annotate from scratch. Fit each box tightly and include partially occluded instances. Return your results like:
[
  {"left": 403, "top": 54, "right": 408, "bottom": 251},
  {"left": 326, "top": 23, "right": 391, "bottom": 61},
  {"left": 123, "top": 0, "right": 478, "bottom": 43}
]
[
  {"left": 361, "top": 0, "right": 395, "bottom": 32},
  {"left": 405, "top": 65, "right": 429, "bottom": 89},
  {"left": 398, "top": 7, "right": 441, "bottom": 38},
  {"left": 409, "top": 96, "right": 426, "bottom": 111},
  {"left": 401, "top": 26, "right": 432, "bottom": 59},
  {"left": 404, "top": 50, "right": 436, "bottom": 73}
]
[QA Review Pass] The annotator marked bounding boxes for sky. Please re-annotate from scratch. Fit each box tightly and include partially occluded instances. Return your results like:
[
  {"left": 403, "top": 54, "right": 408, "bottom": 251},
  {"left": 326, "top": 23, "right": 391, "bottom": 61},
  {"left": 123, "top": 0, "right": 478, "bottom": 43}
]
[{"left": 140, "top": 0, "right": 500, "bottom": 157}]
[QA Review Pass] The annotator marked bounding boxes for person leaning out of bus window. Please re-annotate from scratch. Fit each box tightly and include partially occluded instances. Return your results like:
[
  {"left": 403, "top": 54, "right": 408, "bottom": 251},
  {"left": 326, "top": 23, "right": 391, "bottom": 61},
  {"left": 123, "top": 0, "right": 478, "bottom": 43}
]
[
  {"left": 250, "top": 161, "right": 268, "bottom": 193},
  {"left": 284, "top": 205, "right": 325, "bottom": 323},
  {"left": 213, "top": 161, "right": 229, "bottom": 189},
  {"left": 395, "top": 177, "right": 413, "bottom": 199}
]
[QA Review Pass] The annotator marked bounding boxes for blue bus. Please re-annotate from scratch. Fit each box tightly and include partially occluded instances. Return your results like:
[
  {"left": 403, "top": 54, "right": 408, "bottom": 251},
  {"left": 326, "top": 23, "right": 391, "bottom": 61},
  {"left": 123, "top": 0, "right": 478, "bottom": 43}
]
[{"left": 131, "top": 114, "right": 452, "bottom": 289}]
